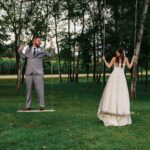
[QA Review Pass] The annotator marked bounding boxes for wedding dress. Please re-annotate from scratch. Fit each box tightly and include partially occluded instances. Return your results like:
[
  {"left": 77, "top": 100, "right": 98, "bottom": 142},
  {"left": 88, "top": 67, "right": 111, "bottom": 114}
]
[{"left": 97, "top": 63, "right": 132, "bottom": 126}]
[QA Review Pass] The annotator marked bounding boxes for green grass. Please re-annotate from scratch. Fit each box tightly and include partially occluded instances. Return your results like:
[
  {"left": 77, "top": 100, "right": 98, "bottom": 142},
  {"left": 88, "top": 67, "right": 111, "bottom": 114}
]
[{"left": 0, "top": 79, "right": 150, "bottom": 150}]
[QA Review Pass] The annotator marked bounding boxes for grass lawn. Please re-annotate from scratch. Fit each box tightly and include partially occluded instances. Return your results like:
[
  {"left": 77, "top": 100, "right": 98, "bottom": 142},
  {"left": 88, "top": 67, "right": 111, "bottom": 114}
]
[{"left": 0, "top": 78, "right": 150, "bottom": 150}]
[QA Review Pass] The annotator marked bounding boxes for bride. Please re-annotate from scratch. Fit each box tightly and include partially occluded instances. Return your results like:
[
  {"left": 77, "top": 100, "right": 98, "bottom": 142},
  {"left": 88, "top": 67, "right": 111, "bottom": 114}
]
[{"left": 97, "top": 48, "right": 136, "bottom": 127}]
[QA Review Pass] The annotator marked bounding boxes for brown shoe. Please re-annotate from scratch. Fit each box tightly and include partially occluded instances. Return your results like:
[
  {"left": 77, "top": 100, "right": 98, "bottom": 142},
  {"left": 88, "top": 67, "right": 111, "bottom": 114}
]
[
  {"left": 39, "top": 107, "right": 44, "bottom": 111},
  {"left": 22, "top": 108, "right": 32, "bottom": 111}
]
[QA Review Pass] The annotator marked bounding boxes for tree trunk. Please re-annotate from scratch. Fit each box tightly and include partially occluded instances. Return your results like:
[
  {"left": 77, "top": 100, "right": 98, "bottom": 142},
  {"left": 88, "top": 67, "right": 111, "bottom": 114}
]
[
  {"left": 140, "top": 66, "right": 143, "bottom": 83},
  {"left": 75, "top": 6, "right": 85, "bottom": 83},
  {"left": 97, "top": 0, "right": 103, "bottom": 84},
  {"left": 145, "top": 63, "right": 148, "bottom": 85},
  {"left": 91, "top": 1, "right": 96, "bottom": 82},
  {"left": 16, "top": 0, "right": 24, "bottom": 91},
  {"left": 131, "top": 0, "right": 149, "bottom": 97},
  {"left": 67, "top": 1, "right": 72, "bottom": 83},
  {"left": 92, "top": 32, "right": 96, "bottom": 82},
  {"left": 72, "top": 21, "right": 77, "bottom": 82},
  {"left": 21, "top": 59, "right": 27, "bottom": 83},
  {"left": 75, "top": 44, "right": 81, "bottom": 83},
  {"left": 15, "top": 38, "right": 22, "bottom": 90}
]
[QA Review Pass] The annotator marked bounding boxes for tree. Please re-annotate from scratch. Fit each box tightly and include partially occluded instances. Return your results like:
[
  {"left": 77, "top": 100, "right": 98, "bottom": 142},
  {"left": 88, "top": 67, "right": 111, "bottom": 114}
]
[
  {"left": 131, "top": 0, "right": 149, "bottom": 97},
  {"left": 0, "top": 0, "right": 39, "bottom": 89}
]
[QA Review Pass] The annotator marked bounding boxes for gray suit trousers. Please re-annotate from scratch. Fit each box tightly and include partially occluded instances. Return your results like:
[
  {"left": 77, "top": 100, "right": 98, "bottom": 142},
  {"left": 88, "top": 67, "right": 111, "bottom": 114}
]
[{"left": 25, "top": 75, "right": 44, "bottom": 108}]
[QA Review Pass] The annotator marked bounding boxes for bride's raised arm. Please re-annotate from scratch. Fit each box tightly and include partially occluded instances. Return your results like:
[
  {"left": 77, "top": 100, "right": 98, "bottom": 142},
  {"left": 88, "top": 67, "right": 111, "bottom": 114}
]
[
  {"left": 125, "top": 55, "right": 136, "bottom": 69},
  {"left": 102, "top": 56, "right": 115, "bottom": 68}
]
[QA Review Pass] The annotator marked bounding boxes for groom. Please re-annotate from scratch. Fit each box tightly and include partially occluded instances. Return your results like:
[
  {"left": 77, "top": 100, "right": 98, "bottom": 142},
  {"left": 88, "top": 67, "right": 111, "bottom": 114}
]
[{"left": 19, "top": 36, "right": 55, "bottom": 111}]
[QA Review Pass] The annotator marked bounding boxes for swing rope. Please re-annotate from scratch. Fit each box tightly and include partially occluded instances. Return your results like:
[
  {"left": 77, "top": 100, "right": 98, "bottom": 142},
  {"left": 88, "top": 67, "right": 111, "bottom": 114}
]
[
  {"left": 50, "top": 59, "right": 55, "bottom": 111},
  {"left": 49, "top": 37, "right": 55, "bottom": 111},
  {"left": 134, "top": 0, "right": 138, "bottom": 55},
  {"left": 102, "top": 0, "right": 106, "bottom": 88},
  {"left": 103, "top": 0, "right": 106, "bottom": 57}
]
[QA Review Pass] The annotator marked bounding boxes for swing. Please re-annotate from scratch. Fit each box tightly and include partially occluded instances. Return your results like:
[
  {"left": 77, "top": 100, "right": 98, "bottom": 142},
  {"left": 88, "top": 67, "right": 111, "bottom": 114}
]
[
  {"left": 17, "top": 109, "right": 55, "bottom": 112},
  {"left": 102, "top": 0, "right": 137, "bottom": 116}
]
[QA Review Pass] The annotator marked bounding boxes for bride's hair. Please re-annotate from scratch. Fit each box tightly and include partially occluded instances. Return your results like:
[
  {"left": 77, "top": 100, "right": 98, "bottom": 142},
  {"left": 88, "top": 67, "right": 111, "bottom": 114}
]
[{"left": 115, "top": 48, "right": 125, "bottom": 67}]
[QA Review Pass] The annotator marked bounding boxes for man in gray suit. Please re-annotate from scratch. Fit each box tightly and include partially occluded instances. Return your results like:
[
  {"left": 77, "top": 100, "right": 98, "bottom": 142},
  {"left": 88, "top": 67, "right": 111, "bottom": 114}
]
[{"left": 19, "top": 36, "right": 55, "bottom": 111}]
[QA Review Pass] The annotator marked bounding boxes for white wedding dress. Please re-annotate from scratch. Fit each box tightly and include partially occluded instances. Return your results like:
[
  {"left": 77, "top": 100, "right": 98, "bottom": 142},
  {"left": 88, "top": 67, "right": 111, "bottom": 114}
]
[{"left": 97, "top": 63, "right": 132, "bottom": 126}]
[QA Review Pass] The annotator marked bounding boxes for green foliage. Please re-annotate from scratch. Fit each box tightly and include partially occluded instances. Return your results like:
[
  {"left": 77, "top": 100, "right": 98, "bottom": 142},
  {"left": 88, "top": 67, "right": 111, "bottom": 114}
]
[
  {"left": 0, "top": 58, "right": 16, "bottom": 74},
  {"left": 0, "top": 0, "right": 149, "bottom": 78},
  {"left": 0, "top": 58, "right": 93, "bottom": 75}
]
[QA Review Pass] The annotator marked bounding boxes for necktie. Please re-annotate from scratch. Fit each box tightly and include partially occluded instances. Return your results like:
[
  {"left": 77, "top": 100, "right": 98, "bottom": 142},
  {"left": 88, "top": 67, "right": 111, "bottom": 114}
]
[{"left": 33, "top": 48, "right": 36, "bottom": 55}]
